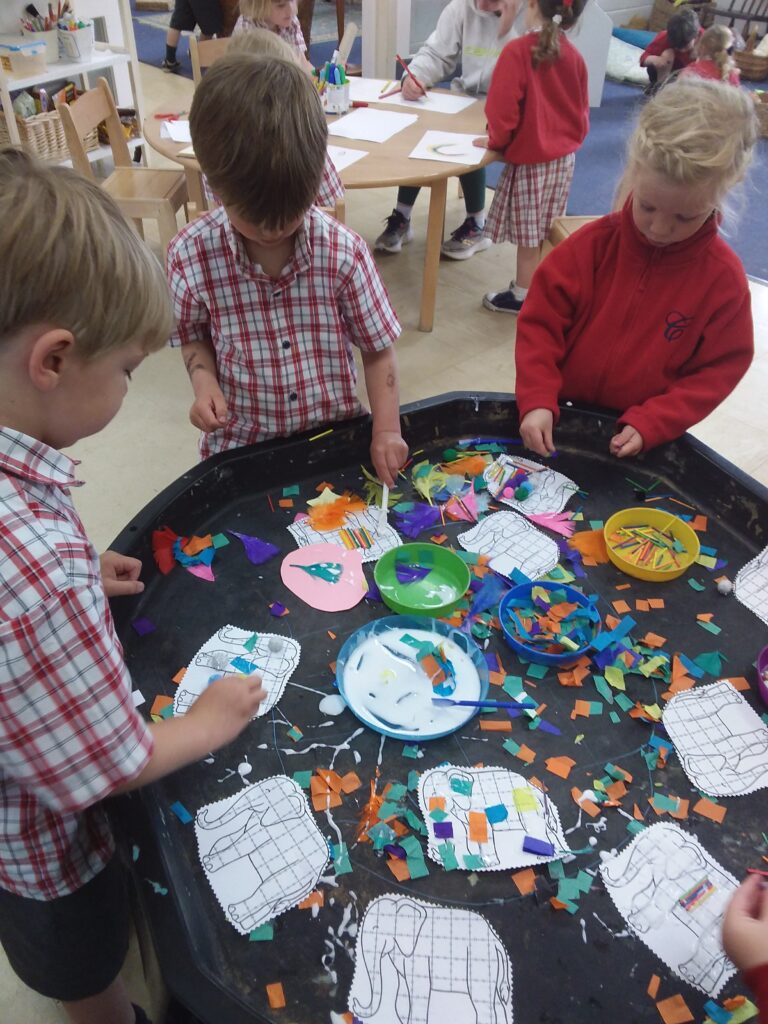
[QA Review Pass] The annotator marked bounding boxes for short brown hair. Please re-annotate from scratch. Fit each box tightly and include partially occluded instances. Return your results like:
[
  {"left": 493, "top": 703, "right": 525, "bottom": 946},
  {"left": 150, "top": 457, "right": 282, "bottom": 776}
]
[
  {"left": 190, "top": 53, "right": 326, "bottom": 228},
  {"left": 0, "top": 148, "right": 172, "bottom": 358}
]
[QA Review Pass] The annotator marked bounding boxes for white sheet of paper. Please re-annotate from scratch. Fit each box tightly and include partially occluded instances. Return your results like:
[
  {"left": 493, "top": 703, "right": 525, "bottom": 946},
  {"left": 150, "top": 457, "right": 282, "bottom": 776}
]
[
  {"left": 329, "top": 108, "right": 418, "bottom": 144},
  {"left": 458, "top": 511, "right": 559, "bottom": 580},
  {"left": 161, "top": 119, "right": 192, "bottom": 143},
  {"left": 173, "top": 624, "right": 300, "bottom": 717},
  {"left": 600, "top": 823, "right": 737, "bottom": 996},
  {"left": 195, "top": 775, "right": 328, "bottom": 935},
  {"left": 735, "top": 543, "right": 768, "bottom": 625},
  {"left": 408, "top": 130, "right": 486, "bottom": 166},
  {"left": 327, "top": 143, "right": 368, "bottom": 173},
  {"left": 349, "top": 77, "right": 477, "bottom": 114},
  {"left": 484, "top": 454, "right": 579, "bottom": 515},
  {"left": 288, "top": 508, "right": 401, "bottom": 563},
  {"left": 349, "top": 894, "right": 514, "bottom": 1024},
  {"left": 418, "top": 766, "right": 570, "bottom": 870},
  {"left": 663, "top": 679, "right": 768, "bottom": 796}
]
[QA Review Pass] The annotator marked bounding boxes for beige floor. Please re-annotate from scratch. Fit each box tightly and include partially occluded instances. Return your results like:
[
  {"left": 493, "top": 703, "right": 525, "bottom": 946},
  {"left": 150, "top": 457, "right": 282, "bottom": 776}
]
[{"left": 2, "top": 61, "right": 767, "bottom": 1024}]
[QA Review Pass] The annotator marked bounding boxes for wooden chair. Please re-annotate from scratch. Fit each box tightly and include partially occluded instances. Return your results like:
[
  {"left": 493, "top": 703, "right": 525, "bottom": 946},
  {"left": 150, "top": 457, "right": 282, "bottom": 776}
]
[
  {"left": 189, "top": 35, "right": 232, "bottom": 85},
  {"left": 58, "top": 78, "right": 188, "bottom": 253}
]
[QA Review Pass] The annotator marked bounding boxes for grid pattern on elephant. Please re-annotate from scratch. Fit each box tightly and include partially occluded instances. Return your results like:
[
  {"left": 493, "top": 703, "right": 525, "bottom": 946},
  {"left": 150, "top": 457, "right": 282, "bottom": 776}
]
[
  {"left": 457, "top": 511, "right": 558, "bottom": 580},
  {"left": 485, "top": 455, "right": 578, "bottom": 515},
  {"left": 195, "top": 776, "right": 328, "bottom": 935},
  {"left": 734, "top": 544, "right": 768, "bottom": 625},
  {"left": 349, "top": 895, "right": 513, "bottom": 1024},
  {"left": 662, "top": 680, "right": 768, "bottom": 796},
  {"left": 288, "top": 509, "right": 402, "bottom": 563},
  {"left": 174, "top": 625, "right": 300, "bottom": 716}
]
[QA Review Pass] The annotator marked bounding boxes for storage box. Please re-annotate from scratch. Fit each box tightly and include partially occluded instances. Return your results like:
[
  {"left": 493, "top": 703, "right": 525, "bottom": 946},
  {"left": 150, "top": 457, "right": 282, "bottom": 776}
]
[
  {"left": 0, "top": 40, "right": 47, "bottom": 77},
  {"left": 735, "top": 48, "right": 768, "bottom": 81},
  {"left": 0, "top": 108, "right": 99, "bottom": 162},
  {"left": 58, "top": 21, "right": 94, "bottom": 64},
  {"left": 21, "top": 28, "right": 59, "bottom": 65}
]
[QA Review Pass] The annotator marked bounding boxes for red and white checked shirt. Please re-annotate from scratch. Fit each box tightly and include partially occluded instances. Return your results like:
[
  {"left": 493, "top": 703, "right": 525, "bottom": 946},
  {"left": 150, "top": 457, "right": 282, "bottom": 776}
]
[
  {"left": 233, "top": 14, "right": 307, "bottom": 53},
  {"left": 0, "top": 430, "right": 153, "bottom": 900},
  {"left": 168, "top": 206, "right": 401, "bottom": 459}
]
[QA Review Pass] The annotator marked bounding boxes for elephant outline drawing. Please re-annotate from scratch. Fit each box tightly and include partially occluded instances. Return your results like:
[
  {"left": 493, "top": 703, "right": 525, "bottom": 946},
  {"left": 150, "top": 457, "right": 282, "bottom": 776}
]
[{"left": 349, "top": 894, "right": 513, "bottom": 1024}]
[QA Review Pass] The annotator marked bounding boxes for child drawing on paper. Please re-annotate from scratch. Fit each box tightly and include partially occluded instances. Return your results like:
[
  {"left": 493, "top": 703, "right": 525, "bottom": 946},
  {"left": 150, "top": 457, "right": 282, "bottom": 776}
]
[{"left": 515, "top": 79, "right": 757, "bottom": 460}]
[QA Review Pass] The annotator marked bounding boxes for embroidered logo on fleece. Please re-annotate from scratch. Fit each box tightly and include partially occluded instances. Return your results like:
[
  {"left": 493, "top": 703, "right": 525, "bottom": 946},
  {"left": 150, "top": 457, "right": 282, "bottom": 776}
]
[{"left": 664, "top": 310, "right": 693, "bottom": 342}]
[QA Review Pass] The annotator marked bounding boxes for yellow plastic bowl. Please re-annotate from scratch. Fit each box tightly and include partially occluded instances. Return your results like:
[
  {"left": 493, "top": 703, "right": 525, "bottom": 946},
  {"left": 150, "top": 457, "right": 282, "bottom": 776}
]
[{"left": 603, "top": 507, "right": 700, "bottom": 582}]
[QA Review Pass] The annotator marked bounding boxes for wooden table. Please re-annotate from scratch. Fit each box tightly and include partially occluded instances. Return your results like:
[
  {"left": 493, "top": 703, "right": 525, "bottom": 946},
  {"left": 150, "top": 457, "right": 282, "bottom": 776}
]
[{"left": 144, "top": 89, "right": 494, "bottom": 332}]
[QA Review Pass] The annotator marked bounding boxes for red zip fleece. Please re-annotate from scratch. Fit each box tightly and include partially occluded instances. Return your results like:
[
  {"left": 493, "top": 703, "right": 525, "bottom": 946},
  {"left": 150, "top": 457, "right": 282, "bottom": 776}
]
[{"left": 744, "top": 963, "right": 768, "bottom": 1022}]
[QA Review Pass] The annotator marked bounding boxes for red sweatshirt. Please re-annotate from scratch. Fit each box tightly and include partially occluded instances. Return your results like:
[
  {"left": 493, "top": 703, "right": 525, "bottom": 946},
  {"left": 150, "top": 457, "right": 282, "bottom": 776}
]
[
  {"left": 680, "top": 58, "right": 740, "bottom": 85},
  {"left": 745, "top": 963, "right": 768, "bottom": 1022},
  {"left": 485, "top": 32, "right": 589, "bottom": 165},
  {"left": 514, "top": 200, "right": 753, "bottom": 451},
  {"left": 640, "top": 29, "right": 702, "bottom": 70}
]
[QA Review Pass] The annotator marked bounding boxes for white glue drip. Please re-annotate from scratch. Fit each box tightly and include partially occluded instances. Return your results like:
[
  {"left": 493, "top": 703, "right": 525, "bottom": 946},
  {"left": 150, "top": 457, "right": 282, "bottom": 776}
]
[
  {"left": 267, "top": 727, "right": 365, "bottom": 767},
  {"left": 593, "top": 912, "right": 630, "bottom": 940},
  {"left": 319, "top": 694, "right": 346, "bottom": 716},
  {"left": 288, "top": 680, "right": 329, "bottom": 697},
  {"left": 376, "top": 734, "right": 386, "bottom": 767},
  {"left": 324, "top": 804, "right": 343, "bottom": 846},
  {"left": 580, "top": 917, "right": 587, "bottom": 944}
]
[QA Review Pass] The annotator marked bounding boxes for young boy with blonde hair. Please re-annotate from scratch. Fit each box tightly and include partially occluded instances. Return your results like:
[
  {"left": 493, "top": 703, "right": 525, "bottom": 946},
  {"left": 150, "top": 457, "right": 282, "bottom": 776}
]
[
  {"left": 168, "top": 54, "right": 408, "bottom": 485},
  {"left": 0, "top": 148, "right": 265, "bottom": 1024}
]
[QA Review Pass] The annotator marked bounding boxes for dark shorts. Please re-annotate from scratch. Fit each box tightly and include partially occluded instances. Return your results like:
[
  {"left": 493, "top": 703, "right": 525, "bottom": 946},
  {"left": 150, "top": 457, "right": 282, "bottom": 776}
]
[
  {"left": 0, "top": 857, "right": 130, "bottom": 1002},
  {"left": 170, "top": 0, "right": 223, "bottom": 35}
]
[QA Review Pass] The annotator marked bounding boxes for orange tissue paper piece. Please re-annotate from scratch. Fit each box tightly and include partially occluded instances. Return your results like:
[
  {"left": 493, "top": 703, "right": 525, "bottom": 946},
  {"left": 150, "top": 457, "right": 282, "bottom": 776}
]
[
  {"left": 693, "top": 797, "right": 727, "bottom": 824},
  {"left": 647, "top": 974, "right": 661, "bottom": 999},
  {"left": 278, "top": 498, "right": 294, "bottom": 509},
  {"left": 182, "top": 533, "right": 212, "bottom": 556},
  {"left": 297, "top": 890, "right": 324, "bottom": 911},
  {"left": 648, "top": 598, "right": 665, "bottom": 609},
  {"left": 479, "top": 719, "right": 513, "bottom": 732},
  {"left": 468, "top": 811, "right": 489, "bottom": 844},
  {"left": 571, "top": 787, "right": 601, "bottom": 817},
  {"left": 642, "top": 632, "right": 667, "bottom": 648},
  {"left": 655, "top": 993, "right": 693, "bottom": 1024},
  {"left": 725, "top": 676, "right": 751, "bottom": 692},
  {"left": 690, "top": 515, "right": 708, "bottom": 532},
  {"left": 172, "top": 667, "right": 186, "bottom": 685},
  {"left": 308, "top": 492, "right": 366, "bottom": 531},
  {"left": 568, "top": 529, "right": 610, "bottom": 563},
  {"left": 386, "top": 857, "right": 411, "bottom": 882},
  {"left": 266, "top": 983, "right": 286, "bottom": 1010},
  {"left": 545, "top": 756, "right": 576, "bottom": 779},
  {"left": 516, "top": 744, "right": 536, "bottom": 764},
  {"left": 612, "top": 599, "right": 631, "bottom": 615},
  {"left": 511, "top": 867, "right": 537, "bottom": 895},
  {"left": 442, "top": 455, "right": 489, "bottom": 477},
  {"left": 312, "top": 791, "right": 342, "bottom": 812},
  {"left": 316, "top": 769, "right": 344, "bottom": 792},
  {"left": 340, "top": 771, "right": 362, "bottom": 794},
  {"left": 150, "top": 695, "right": 173, "bottom": 717},
  {"left": 429, "top": 796, "right": 446, "bottom": 812}
]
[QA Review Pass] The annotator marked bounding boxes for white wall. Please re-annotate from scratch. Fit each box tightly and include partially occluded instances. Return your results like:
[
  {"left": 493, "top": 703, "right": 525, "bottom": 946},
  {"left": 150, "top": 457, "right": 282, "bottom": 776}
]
[{"left": 598, "top": 0, "right": 653, "bottom": 27}]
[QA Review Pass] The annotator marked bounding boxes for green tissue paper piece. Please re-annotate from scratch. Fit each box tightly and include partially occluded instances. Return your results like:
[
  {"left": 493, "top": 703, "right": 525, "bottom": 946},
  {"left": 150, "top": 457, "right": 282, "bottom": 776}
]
[
  {"left": 695, "top": 651, "right": 725, "bottom": 676},
  {"left": 249, "top": 923, "right": 274, "bottom": 941},
  {"left": 526, "top": 663, "right": 549, "bottom": 680},
  {"left": 407, "top": 856, "right": 430, "bottom": 880},
  {"left": 402, "top": 744, "right": 421, "bottom": 759},
  {"left": 463, "top": 854, "right": 485, "bottom": 870},
  {"left": 450, "top": 776, "right": 473, "bottom": 796},
  {"left": 698, "top": 620, "right": 722, "bottom": 636},
  {"left": 405, "top": 809, "right": 427, "bottom": 835},
  {"left": 589, "top": 520, "right": 604, "bottom": 530},
  {"left": 386, "top": 783, "right": 407, "bottom": 801},
  {"left": 400, "top": 835, "right": 424, "bottom": 858},
  {"left": 282, "top": 484, "right": 300, "bottom": 496},
  {"left": 688, "top": 578, "right": 706, "bottom": 592},
  {"left": 430, "top": 807, "right": 448, "bottom": 822},
  {"left": 588, "top": 701, "right": 603, "bottom": 715},
  {"left": 575, "top": 870, "right": 593, "bottom": 894},
  {"left": 211, "top": 533, "right": 230, "bottom": 548},
  {"left": 243, "top": 633, "right": 259, "bottom": 653},
  {"left": 547, "top": 859, "right": 565, "bottom": 880},
  {"left": 652, "top": 793, "right": 680, "bottom": 813},
  {"left": 727, "top": 998, "right": 759, "bottom": 1023},
  {"left": 593, "top": 676, "right": 614, "bottom": 704},
  {"left": 557, "top": 878, "right": 582, "bottom": 902},
  {"left": 292, "top": 770, "right": 312, "bottom": 789},
  {"left": 378, "top": 801, "right": 401, "bottom": 821},
  {"left": 615, "top": 693, "right": 634, "bottom": 712},
  {"left": 437, "top": 841, "right": 458, "bottom": 871},
  {"left": 368, "top": 823, "right": 396, "bottom": 850},
  {"left": 286, "top": 726, "right": 303, "bottom": 742},
  {"left": 160, "top": 703, "right": 174, "bottom": 719},
  {"left": 407, "top": 770, "right": 420, "bottom": 791},
  {"left": 503, "top": 738, "right": 521, "bottom": 756},
  {"left": 503, "top": 675, "right": 524, "bottom": 697},
  {"left": 626, "top": 820, "right": 646, "bottom": 835},
  {"left": 609, "top": 711, "right": 621, "bottom": 724},
  {"left": 331, "top": 842, "right": 353, "bottom": 875},
  {"left": 643, "top": 749, "right": 659, "bottom": 771}
]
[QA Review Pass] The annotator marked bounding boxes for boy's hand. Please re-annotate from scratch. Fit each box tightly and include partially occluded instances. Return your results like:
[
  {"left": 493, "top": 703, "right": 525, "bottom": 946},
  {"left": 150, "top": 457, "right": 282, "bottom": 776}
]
[
  {"left": 100, "top": 551, "right": 144, "bottom": 597},
  {"left": 190, "top": 383, "right": 228, "bottom": 433},
  {"left": 610, "top": 424, "right": 643, "bottom": 458},
  {"left": 722, "top": 874, "right": 768, "bottom": 972},
  {"left": 401, "top": 75, "right": 425, "bottom": 102},
  {"left": 473, "top": 135, "right": 490, "bottom": 149},
  {"left": 186, "top": 674, "right": 267, "bottom": 750},
  {"left": 371, "top": 431, "right": 409, "bottom": 488},
  {"left": 520, "top": 409, "right": 555, "bottom": 457}
]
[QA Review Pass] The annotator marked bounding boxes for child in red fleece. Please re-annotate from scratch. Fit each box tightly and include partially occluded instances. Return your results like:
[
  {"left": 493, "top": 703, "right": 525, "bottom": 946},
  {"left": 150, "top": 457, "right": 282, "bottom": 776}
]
[
  {"left": 640, "top": 8, "right": 701, "bottom": 93},
  {"left": 479, "top": 0, "right": 589, "bottom": 313},
  {"left": 722, "top": 874, "right": 768, "bottom": 1021},
  {"left": 515, "top": 78, "right": 757, "bottom": 459}
]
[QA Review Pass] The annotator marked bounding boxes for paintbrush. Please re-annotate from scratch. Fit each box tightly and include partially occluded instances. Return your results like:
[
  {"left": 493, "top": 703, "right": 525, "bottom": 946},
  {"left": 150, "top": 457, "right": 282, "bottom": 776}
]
[
  {"left": 432, "top": 697, "right": 537, "bottom": 710},
  {"left": 377, "top": 482, "right": 389, "bottom": 531}
]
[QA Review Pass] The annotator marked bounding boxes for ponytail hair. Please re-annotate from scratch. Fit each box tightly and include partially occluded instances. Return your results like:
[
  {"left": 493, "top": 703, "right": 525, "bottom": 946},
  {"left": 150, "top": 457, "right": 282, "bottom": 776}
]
[
  {"left": 531, "top": 0, "right": 587, "bottom": 67},
  {"left": 696, "top": 25, "right": 738, "bottom": 82}
]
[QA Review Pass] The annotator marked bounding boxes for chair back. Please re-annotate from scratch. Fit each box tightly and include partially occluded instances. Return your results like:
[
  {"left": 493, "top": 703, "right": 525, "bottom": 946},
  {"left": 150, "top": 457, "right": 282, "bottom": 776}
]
[
  {"left": 58, "top": 78, "right": 132, "bottom": 178},
  {"left": 190, "top": 36, "right": 231, "bottom": 85}
]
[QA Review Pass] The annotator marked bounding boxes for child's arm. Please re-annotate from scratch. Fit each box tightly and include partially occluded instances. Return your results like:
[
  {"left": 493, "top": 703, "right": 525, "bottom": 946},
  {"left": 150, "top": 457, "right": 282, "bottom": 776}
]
[
  {"left": 361, "top": 347, "right": 408, "bottom": 487},
  {"left": 616, "top": 287, "right": 753, "bottom": 451},
  {"left": 485, "top": 43, "right": 525, "bottom": 153},
  {"left": 182, "top": 337, "right": 229, "bottom": 433},
  {"left": 723, "top": 874, "right": 768, "bottom": 1015}
]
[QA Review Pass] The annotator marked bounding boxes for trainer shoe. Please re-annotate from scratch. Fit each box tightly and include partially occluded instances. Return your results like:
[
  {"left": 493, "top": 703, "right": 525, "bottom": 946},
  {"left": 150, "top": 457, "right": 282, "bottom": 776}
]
[
  {"left": 161, "top": 57, "right": 181, "bottom": 74},
  {"left": 374, "top": 210, "right": 414, "bottom": 253},
  {"left": 482, "top": 287, "right": 524, "bottom": 314},
  {"left": 441, "top": 217, "right": 492, "bottom": 260}
]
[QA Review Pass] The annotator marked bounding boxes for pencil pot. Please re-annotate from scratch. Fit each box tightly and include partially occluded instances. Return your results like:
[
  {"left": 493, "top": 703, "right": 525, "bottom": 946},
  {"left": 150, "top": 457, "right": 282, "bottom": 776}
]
[
  {"left": 22, "top": 28, "right": 60, "bottom": 65},
  {"left": 324, "top": 82, "right": 350, "bottom": 115},
  {"left": 58, "top": 21, "right": 94, "bottom": 63}
]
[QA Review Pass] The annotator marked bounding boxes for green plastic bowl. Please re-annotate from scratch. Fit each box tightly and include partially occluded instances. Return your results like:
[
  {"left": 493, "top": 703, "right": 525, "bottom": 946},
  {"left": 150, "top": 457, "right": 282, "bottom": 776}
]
[{"left": 374, "top": 542, "right": 471, "bottom": 618}]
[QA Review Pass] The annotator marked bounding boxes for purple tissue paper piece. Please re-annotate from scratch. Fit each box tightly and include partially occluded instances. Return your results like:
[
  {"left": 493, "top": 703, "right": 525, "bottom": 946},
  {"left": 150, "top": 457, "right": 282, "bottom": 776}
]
[
  {"left": 230, "top": 531, "right": 280, "bottom": 566},
  {"left": 392, "top": 503, "right": 442, "bottom": 539},
  {"left": 395, "top": 563, "right": 432, "bottom": 585},
  {"left": 269, "top": 601, "right": 287, "bottom": 618},
  {"left": 433, "top": 821, "right": 454, "bottom": 839},
  {"left": 364, "top": 581, "right": 382, "bottom": 602},
  {"left": 484, "top": 651, "right": 500, "bottom": 671},
  {"left": 384, "top": 844, "right": 407, "bottom": 860},
  {"left": 131, "top": 617, "right": 156, "bottom": 636},
  {"left": 537, "top": 719, "right": 562, "bottom": 736},
  {"left": 522, "top": 835, "right": 555, "bottom": 857}
]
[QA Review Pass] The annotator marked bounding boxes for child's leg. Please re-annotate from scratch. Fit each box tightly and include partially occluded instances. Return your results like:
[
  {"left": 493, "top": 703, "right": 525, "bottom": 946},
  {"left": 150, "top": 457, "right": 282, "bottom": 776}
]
[
  {"left": 396, "top": 185, "right": 421, "bottom": 219},
  {"left": 515, "top": 244, "right": 541, "bottom": 291},
  {"left": 62, "top": 978, "right": 135, "bottom": 1024},
  {"left": 441, "top": 167, "right": 492, "bottom": 260},
  {"left": 190, "top": 0, "right": 224, "bottom": 38},
  {"left": 165, "top": 0, "right": 193, "bottom": 67},
  {"left": 460, "top": 167, "right": 488, "bottom": 227},
  {"left": 374, "top": 186, "right": 419, "bottom": 252}
]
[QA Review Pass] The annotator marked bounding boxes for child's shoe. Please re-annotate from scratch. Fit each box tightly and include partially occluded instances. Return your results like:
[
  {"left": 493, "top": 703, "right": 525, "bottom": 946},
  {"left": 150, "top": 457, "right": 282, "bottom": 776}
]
[
  {"left": 441, "top": 217, "right": 492, "bottom": 260},
  {"left": 161, "top": 57, "right": 182, "bottom": 74},
  {"left": 374, "top": 210, "right": 414, "bottom": 253},
  {"left": 483, "top": 286, "right": 524, "bottom": 314}
]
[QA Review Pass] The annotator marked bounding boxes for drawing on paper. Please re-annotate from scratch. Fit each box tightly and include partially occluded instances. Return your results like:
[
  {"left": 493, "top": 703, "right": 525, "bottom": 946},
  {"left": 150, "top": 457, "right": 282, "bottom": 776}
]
[
  {"left": 174, "top": 624, "right": 300, "bottom": 717},
  {"left": 734, "top": 544, "right": 768, "bottom": 625},
  {"left": 288, "top": 508, "right": 402, "bottom": 563},
  {"left": 349, "top": 894, "right": 514, "bottom": 1024},
  {"left": 458, "top": 511, "right": 559, "bottom": 580},
  {"left": 195, "top": 775, "right": 328, "bottom": 935},
  {"left": 662, "top": 679, "right": 768, "bottom": 796},
  {"left": 484, "top": 455, "right": 578, "bottom": 516},
  {"left": 600, "top": 822, "right": 737, "bottom": 996},
  {"left": 418, "top": 766, "right": 569, "bottom": 870}
]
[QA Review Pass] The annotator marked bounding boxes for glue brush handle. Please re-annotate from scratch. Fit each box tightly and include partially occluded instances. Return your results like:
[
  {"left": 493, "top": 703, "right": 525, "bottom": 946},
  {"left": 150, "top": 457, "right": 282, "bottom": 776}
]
[{"left": 433, "top": 698, "right": 537, "bottom": 710}]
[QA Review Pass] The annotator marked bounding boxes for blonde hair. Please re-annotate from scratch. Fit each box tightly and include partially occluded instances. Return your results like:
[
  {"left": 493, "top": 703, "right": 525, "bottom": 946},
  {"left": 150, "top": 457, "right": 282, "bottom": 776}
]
[
  {"left": 622, "top": 78, "right": 757, "bottom": 202},
  {"left": 228, "top": 25, "right": 299, "bottom": 64},
  {"left": 0, "top": 148, "right": 172, "bottom": 358},
  {"left": 190, "top": 54, "right": 326, "bottom": 228},
  {"left": 238, "top": 0, "right": 276, "bottom": 22},
  {"left": 532, "top": 0, "right": 587, "bottom": 66},
  {"left": 696, "top": 25, "right": 737, "bottom": 82}
]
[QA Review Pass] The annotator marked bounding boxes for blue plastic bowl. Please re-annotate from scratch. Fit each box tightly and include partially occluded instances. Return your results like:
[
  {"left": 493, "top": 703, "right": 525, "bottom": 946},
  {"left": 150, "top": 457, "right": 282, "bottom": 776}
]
[{"left": 499, "top": 582, "right": 601, "bottom": 668}]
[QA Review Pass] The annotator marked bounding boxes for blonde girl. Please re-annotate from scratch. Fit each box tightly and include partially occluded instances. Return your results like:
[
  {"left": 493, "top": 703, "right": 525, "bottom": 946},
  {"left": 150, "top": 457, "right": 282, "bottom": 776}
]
[
  {"left": 234, "top": 0, "right": 310, "bottom": 68},
  {"left": 681, "top": 25, "right": 740, "bottom": 85},
  {"left": 515, "top": 79, "right": 758, "bottom": 459}
]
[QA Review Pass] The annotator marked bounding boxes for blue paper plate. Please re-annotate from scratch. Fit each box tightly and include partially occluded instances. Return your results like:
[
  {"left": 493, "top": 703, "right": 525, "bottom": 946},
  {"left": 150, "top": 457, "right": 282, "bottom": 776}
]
[
  {"left": 335, "top": 615, "right": 489, "bottom": 741},
  {"left": 499, "top": 582, "right": 601, "bottom": 667}
]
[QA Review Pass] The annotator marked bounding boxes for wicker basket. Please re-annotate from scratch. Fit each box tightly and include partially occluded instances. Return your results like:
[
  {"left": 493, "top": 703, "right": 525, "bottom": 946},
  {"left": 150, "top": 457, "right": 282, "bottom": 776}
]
[
  {"left": 0, "top": 108, "right": 99, "bottom": 162},
  {"left": 735, "top": 48, "right": 768, "bottom": 81},
  {"left": 754, "top": 93, "right": 768, "bottom": 136},
  {"left": 649, "top": 0, "right": 715, "bottom": 32}
]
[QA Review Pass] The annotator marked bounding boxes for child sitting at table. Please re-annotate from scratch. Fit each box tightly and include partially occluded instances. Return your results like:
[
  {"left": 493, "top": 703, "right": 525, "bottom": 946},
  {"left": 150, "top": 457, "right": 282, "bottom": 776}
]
[
  {"left": 514, "top": 79, "right": 757, "bottom": 459},
  {"left": 168, "top": 54, "right": 408, "bottom": 486},
  {"left": 374, "top": 0, "right": 523, "bottom": 261},
  {"left": 640, "top": 8, "right": 701, "bottom": 94},
  {"left": 233, "top": 0, "right": 312, "bottom": 69},
  {"left": 0, "top": 147, "right": 265, "bottom": 1024},
  {"left": 225, "top": 29, "right": 344, "bottom": 211},
  {"left": 680, "top": 24, "right": 740, "bottom": 85},
  {"left": 480, "top": 0, "right": 589, "bottom": 313}
]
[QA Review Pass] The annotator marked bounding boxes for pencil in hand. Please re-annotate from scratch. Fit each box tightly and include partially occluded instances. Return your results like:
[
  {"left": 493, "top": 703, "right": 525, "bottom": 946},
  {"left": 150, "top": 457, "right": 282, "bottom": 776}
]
[{"left": 395, "top": 53, "right": 428, "bottom": 97}]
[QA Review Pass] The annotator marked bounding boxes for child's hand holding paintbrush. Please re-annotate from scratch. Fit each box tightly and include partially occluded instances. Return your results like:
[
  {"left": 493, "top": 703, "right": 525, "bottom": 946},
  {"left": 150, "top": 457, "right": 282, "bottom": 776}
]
[{"left": 379, "top": 54, "right": 429, "bottom": 101}]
